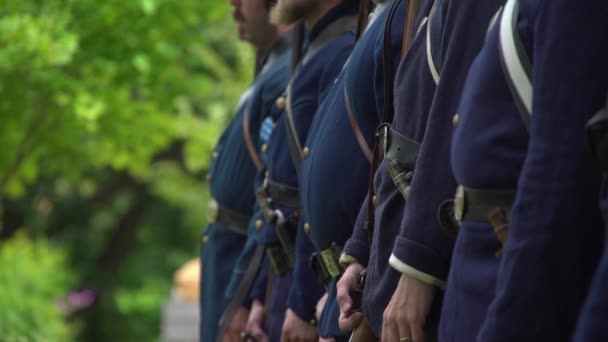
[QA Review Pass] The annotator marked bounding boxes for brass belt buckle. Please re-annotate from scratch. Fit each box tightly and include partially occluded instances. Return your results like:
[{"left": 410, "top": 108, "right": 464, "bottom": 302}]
[
  {"left": 319, "top": 248, "right": 341, "bottom": 279},
  {"left": 208, "top": 199, "right": 220, "bottom": 224},
  {"left": 454, "top": 185, "right": 465, "bottom": 225}
]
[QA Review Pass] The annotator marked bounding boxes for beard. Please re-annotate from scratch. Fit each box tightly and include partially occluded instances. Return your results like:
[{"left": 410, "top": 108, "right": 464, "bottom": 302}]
[{"left": 269, "top": 0, "right": 318, "bottom": 25}]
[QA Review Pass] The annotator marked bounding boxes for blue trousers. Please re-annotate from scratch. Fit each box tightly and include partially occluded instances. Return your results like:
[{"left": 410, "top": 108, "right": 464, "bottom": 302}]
[{"left": 199, "top": 225, "right": 247, "bottom": 342}]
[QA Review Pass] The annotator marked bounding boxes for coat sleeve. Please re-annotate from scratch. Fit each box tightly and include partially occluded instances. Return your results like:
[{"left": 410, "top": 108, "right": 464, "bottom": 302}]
[
  {"left": 287, "top": 219, "right": 325, "bottom": 322},
  {"left": 479, "top": 1, "right": 608, "bottom": 340},
  {"left": 389, "top": 0, "right": 506, "bottom": 285},
  {"left": 342, "top": 197, "right": 371, "bottom": 267}
]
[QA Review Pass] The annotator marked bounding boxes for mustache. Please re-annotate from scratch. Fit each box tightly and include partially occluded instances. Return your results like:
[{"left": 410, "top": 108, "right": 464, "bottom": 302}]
[{"left": 232, "top": 9, "right": 245, "bottom": 22}]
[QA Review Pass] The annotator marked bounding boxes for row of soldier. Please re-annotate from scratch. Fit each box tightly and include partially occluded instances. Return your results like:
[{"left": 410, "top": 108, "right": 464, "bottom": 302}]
[{"left": 199, "top": 0, "right": 608, "bottom": 341}]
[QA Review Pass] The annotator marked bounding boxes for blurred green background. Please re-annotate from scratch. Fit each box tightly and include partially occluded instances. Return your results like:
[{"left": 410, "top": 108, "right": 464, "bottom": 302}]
[{"left": 0, "top": 0, "right": 254, "bottom": 340}]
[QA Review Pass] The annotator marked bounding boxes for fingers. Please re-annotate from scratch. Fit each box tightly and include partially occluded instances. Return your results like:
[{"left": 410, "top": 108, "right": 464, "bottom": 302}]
[
  {"left": 382, "top": 300, "right": 414, "bottom": 342},
  {"left": 280, "top": 327, "right": 289, "bottom": 342},
  {"left": 405, "top": 309, "right": 425, "bottom": 342},
  {"left": 281, "top": 309, "right": 318, "bottom": 342},
  {"left": 222, "top": 330, "right": 241, "bottom": 342},
  {"left": 316, "top": 293, "right": 328, "bottom": 321},
  {"left": 336, "top": 285, "right": 353, "bottom": 314},
  {"left": 338, "top": 311, "right": 363, "bottom": 331},
  {"left": 251, "top": 323, "right": 268, "bottom": 342},
  {"left": 381, "top": 309, "right": 395, "bottom": 342},
  {"left": 336, "top": 274, "right": 357, "bottom": 313},
  {"left": 396, "top": 315, "right": 413, "bottom": 342},
  {"left": 409, "top": 322, "right": 425, "bottom": 342}
]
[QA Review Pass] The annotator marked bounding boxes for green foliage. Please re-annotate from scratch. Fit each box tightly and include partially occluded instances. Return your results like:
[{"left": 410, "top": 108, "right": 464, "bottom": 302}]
[
  {"left": 0, "top": 0, "right": 255, "bottom": 340},
  {"left": 0, "top": 233, "right": 75, "bottom": 341},
  {"left": 0, "top": 0, "right": 253, "bottom": 197}
]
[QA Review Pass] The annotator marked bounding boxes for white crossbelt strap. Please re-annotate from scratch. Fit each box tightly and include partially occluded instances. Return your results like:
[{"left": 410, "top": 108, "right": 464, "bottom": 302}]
[
  {"left": 499, "top": 0, "right": 533, "bottom": 129},
  {"left": 425, "top": 3, "right": 440, "bottom": 85}
]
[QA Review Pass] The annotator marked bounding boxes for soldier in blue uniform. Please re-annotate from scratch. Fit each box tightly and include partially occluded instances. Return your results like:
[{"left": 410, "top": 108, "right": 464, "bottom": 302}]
[
  {"left": 218, "top": 39, "right": 293, "bottom": 342},
  {"left": 574, "top": 100, "right": 608, "bottom": 341},
  {"left": 444, "top": 0, "right": 608, "bottom": 340},
  {"left": 377, "top": 0, "right": 505, "bottom": 341},
  {"left": 199, "top": 0, "right": 292, "bottom": 341},
  {"left": 337, "top": 0, "right": 506, "bottom": 340},
  {"left": 297, "top": 0, "right": 407, "bottom": 340},
  {"left": 335, "top": 0, "right": 439, "bottom": 339},
  {"left": 238, "top": 0, "right": 360, "bottom": 341}
]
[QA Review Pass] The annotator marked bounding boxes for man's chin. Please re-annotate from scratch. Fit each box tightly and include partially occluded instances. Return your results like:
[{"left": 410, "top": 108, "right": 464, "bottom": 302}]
[{"left": 236, "top": 25, "right": 247, "bottom": 40}]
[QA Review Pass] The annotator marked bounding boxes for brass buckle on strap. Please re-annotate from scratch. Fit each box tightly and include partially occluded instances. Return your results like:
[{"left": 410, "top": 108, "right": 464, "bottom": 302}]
[
  {"left": 255, "top": 179, "right": 277, "bottom": 223},
  {"left": 319, "top": 247, "right": 343, "bottom": 279},
  {"left": 454, "top": 185, "right": 465, "bottom": 225}
]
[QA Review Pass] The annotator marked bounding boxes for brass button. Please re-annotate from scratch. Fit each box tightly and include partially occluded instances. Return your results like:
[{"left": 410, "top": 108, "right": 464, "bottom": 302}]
[
  {"left": 275, "top": 96, "right": 286, "bottom": 109},
  {"left": 304, "top": 223, "right": 311, "bottom": 234},
  {"left": 372, "top": 195, "right": 378, "bottom": 207},
  {"left": 207, "top": 199, "right": 219, "bottom": 223},
  {"left": 302, "top": 147, "right": 310, "bottom": 158},
  {"left": 212, "top": 151, "right": 219, "bottom": 159},
  {"left": 256, "top": 219, "right": 264, "bottom": 231},
  {"left": 201, "top": 235, "right": 209, "bottom": 245},
  {"left": 261, "top": 144, "right": 268, "bottom": 153},
  {"left": 452, "top": 114, "right": 460, "bottom": 127},
  {"left": 309, "top": 318, "right": 317, "bottom": 326}
]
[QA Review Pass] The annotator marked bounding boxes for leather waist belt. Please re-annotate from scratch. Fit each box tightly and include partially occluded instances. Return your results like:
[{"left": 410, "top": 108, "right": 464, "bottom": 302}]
[
  {"left": 207, "top": 199, "right": 249, "bottom": 235},
  {"left": 255, "top": 180, "right": 300, "bottom": 223},
  {"left": 267, "top": 245, "right": 293, "bottom": 274},
  {"left": 310, "top": 244, "right": 343, "bottom": 289},
  {"left": 454, "top": 186, "right": 516, "bottom": 223},
  {"left": 438, "top": 186, "right": 515, "bottom": 249},
  {"left": 267, "top": 180, "right": 300, "bottom": 208}
]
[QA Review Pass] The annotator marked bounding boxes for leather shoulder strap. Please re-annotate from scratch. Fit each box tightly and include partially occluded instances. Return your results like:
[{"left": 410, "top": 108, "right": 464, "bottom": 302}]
[
  {"left": 344, "top": 88, "right": 373, "bottom": 164},
  {"left": 284, "top": 14, "right": 359, "bottom": 176},
  {"left": 401, "top": 0, "right": 423, "bottom": 58},
  {"left": 243, "top": 110, "right": 264, "bottom": 172},
  {"left": 216, "top": 245, "right": 266, "bottom": 341}
]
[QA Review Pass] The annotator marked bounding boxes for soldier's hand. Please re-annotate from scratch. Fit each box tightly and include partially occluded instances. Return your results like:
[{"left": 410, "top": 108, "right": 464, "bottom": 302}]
[
  {"left": 381, "top": 274, "right": 435, "bottom": 342},
  {"left": 315, "top": 292, "right": 328, "bottom": 321},
  {"left": 336, "top": 262, "right": 364, "bottom": 331},
  {"left": 222, "top": 306, "right": 250, "bottom": 342},
  {"left": 319, "top": 338, "right": 335, "bottom": 342},
  {"left": 246, "top": 300, "right": 268, "bottom": 342},
  {"left": 281, "top": 308, "right": 318, "bottom": 342}
]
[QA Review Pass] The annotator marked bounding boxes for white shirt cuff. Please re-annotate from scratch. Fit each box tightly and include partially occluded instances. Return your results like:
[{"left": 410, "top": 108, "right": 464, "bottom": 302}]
[
  {"left": 389, "top": 254, "right": 446, "bottom": 290},
  {"left": 339, "top": 253, "right": 359, "bottom": 268}
]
